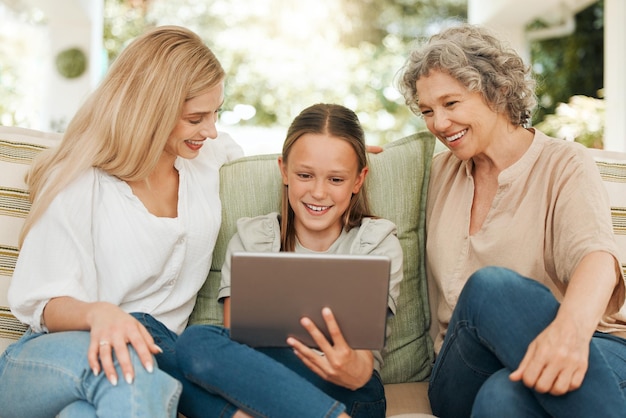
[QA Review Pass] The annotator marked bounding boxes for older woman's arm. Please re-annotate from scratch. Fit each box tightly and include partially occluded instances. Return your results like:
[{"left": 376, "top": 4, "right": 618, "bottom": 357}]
[{"left": 510, "top": 250, "right": 620, "bottom": 395}]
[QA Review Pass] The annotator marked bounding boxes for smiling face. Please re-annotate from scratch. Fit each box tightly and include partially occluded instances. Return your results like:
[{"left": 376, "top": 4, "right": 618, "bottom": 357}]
[
  {"left": 163, "top": 81, "right": 224, "bottom": 160},
  {"left": 278, "top": 133, "right": 367, "bottom": 251},
  {"left": 416, "top": 70, "right": 507, "bottom": 161}
]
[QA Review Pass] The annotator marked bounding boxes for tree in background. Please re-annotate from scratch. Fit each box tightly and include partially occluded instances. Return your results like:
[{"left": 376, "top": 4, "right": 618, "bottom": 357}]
[
  {"left": 0, "top": 3, "right": 46, "bottom": 127},
  {"left": 103, "top": 0, "right": 466, "bottom": 144},
  {"left": 530, "top": 0, "right": 604, "bottom": 126},
  {"left": 0, "top": 44, "right": 21, "bottom": 126},
  {"left": 103, "top": 0, "right": 152, "bottom": 65},
  {"left": 1, "top": 0, "right": 603, "bottom": 146}
]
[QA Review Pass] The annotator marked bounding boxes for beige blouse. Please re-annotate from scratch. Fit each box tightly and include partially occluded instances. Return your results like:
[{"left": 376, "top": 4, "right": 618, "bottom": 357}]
[{"left": 426, "top": 129, "right": 626, "bottom": 353}]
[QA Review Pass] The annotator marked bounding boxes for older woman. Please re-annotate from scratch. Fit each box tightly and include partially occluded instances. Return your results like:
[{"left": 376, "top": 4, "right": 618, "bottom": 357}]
[{"left": 399, "top": 24, "right": 626, "bottom": 417}]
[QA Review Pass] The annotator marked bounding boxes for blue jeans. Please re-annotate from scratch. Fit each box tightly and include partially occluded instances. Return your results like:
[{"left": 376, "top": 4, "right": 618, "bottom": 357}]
[
  {"left": 0, "top": 326, "right": 181, "bottom": 418},
  {"left": 133, "top": 313, "right": 240, "bottom": 417},
  {"left": 429, "top": 266, "right": 626, "bottom": 418},
  {"left": 175, "top": 324, "right": 386, "bottom": 418}
]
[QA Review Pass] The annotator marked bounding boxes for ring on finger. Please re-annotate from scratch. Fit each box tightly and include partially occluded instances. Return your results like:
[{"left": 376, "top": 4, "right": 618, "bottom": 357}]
[{"left": 99, "top": 340, "right": 110, "bottom": 347}]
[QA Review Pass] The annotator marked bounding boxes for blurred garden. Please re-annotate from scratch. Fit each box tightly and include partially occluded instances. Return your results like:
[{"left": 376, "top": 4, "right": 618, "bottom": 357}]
[{"left": 0, "top": 0, "right": 606, "bottom": 150}]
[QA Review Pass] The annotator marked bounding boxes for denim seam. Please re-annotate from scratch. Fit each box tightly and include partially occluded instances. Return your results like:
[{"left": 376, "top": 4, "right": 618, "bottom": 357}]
[
  {"left": 3, "top": 349, "right": 85, "bottom": 386},
  {"left": 348, "top": 398, "right": 386, "bottom": 417},
  {"left": 430, "top": 319, "right": 494, "bottom": 393},
  {"left": 324, "top": 400, "right": 346, "bottom": 418},
  {"left": 167, "top": 381, "right": 183, "bottom": 417}
]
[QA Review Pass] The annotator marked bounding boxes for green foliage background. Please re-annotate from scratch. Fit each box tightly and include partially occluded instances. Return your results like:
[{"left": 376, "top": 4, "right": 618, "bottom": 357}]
[
  {"left": 0, "top": 0, "right": 605, "bottom": 146},
  {"left": 103, "top": 0, "right": 467, "bottom": 144},
  {"left": 530, "top": 0, "right": 604, "bottom": 125}
]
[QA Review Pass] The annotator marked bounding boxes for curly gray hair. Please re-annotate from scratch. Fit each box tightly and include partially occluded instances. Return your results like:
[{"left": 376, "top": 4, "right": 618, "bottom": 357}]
[{"left": 398, "top": 24, "right": 537, "bottom": 127}]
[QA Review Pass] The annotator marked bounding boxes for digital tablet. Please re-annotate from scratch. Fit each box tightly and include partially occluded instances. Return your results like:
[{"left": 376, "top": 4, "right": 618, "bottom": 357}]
[{"left": 229, "top": 251, "right": 391, "bottom": 350}]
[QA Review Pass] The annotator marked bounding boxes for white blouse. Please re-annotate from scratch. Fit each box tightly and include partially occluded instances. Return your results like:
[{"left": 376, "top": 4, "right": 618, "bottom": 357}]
[{"left": 9, "top": 132, "right": 243, "bottom": 334}]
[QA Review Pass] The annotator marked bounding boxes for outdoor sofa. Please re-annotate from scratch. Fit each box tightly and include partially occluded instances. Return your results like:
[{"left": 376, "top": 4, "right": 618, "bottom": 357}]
[{"left": 1, "top": 125, "right": 625, "bottom": 417}]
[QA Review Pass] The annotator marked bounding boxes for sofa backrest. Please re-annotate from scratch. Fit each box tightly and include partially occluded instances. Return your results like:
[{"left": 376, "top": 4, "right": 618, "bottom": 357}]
[
  {"left": 0, "top": 126, "right": 438, "bottom": 384},
  {"left": 2, "top": 124, "right": 625, "bottom": 386}
]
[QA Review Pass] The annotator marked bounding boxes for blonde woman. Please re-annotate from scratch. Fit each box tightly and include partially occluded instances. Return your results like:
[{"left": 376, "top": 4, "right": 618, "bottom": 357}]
[{"left": 0, "top": 26, "right": 243, "bottom": 417}]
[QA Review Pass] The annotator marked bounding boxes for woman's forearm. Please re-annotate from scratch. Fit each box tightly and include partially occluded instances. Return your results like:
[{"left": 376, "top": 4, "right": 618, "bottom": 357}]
[
  {"left": 556, "top": 251, "right": 620, "bottom": 337},
  {"left": 43, "top": 296, "right": 103, "bottom": 332}
]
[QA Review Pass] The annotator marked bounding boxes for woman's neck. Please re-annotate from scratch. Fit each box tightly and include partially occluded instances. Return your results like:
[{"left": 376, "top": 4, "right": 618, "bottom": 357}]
[
  {"left": 472, "top": 126, "right": 534, "bottom": 176},
  {"left": 128, "top": 153, "right": 179, "bottom": 218}
]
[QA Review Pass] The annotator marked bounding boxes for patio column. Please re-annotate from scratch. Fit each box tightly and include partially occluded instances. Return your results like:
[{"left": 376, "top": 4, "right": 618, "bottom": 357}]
[
  {"left": 19, "top": 0, "right": 103, "bottom": 131},
  {"left": 603, "top": 0, "right": 626, "bottom": 152}
]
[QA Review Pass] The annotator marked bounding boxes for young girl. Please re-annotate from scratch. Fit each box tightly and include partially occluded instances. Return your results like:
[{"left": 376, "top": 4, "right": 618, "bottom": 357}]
[
  {"left": 176, "top": 103, "right": 403, "bottom": 418},
  {"left": 398, "top": 24, "right": 626, "bottom": 417}
]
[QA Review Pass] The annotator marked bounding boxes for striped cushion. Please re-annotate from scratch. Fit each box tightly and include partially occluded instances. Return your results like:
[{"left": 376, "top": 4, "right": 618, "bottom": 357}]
[
  {"left": 588, "top": 148, "right": 626, "bottom": 277},
  {"left": 0, "top": 126, "right": 61, "bottom": 352}
]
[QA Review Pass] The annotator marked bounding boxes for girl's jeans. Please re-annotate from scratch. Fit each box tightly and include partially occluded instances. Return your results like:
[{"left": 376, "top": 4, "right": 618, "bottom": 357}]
[
  {"left": 173, "top": 323, "right": 386, "bottom": 418},
  {"left": 0, "top": 326, "right": 181, "bottom": 418},
  {"left": 429, "top": 266, "right": 626, "bottom": 418}
]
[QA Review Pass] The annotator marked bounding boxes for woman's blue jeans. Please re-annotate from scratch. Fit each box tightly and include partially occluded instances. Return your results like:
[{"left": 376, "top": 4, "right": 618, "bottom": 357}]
[
  {"left": 174, "top": 324, "right": 386, "bottom": 418},
  {"left": 0, "top": 325, "right": 181, "bottom": 418},
  {"left": 428, "top": 266, "right": 626, "bottom": 418}
]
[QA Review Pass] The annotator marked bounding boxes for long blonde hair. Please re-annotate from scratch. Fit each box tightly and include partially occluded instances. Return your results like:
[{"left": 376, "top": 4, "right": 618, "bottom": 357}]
[
  {"left": 280, "top": 103, "right": 373, "bottom": 252},
  {"left": 20, "top": 25, "right": 224, "bottom": 246}
]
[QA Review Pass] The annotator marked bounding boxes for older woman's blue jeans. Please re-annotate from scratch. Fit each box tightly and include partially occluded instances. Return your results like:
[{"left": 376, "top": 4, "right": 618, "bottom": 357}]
[
  {"left": 174, "top": 324, "right": 386, "bottom": 418},
  {"left": 0, "top": 328, "right": 181, "bottom": 418},
  {"left": 428, "top": 266, "right": 626, "bottom": 418}
]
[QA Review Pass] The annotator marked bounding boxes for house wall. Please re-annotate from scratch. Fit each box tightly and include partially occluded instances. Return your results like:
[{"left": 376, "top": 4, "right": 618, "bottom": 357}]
[
  {"left": 604, "top": 0, "right": 626, "bottom": 151},
  {"left": 5, "top": 0, "right": 103, "bottom": 131}
]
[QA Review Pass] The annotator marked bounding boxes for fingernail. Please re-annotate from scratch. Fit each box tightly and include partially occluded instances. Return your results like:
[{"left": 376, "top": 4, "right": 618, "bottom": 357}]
[
  {"left": 92, "top": 368, "right": 99, "bottom": 377},
  {"left": 145, "top": 362, "right": 154, "bottom": 373},
  {"left": 109, "top": 375, "right": 118, "bottom": 386},
  {"left": 155, "top": 345, "right": 163, "bottom": 354},
  {"left": 125, "top": 373, "right": 133, "bottom": 384}
]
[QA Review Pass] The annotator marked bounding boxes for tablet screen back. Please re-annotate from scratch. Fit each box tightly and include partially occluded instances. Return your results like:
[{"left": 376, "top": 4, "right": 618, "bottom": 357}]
[{"left": 229, "top": 252, "right": 390, "bottom": 350}]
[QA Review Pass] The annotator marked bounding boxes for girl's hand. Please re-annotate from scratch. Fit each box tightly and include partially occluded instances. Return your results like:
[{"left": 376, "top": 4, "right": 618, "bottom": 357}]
[
  {"left": 287, "top": 307, "right": 373, "bottom": 390},
  {"left": 509, "top": 316, "right": 590, "bottom": 395},
  {"left": 86, "top": 302, "right": 162, "bottom": 386}
]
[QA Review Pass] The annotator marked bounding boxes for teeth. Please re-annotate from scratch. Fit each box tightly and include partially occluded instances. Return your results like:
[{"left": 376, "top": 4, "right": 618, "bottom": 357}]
[
  {"left": 186, "top": 139, "right": 203, "bottom": 146},
  {"left": 306, "top": 204, "right": 329, "bottom": 212},
  {"left": 445, "top": 130, "right": 466, "bottom": 142}
]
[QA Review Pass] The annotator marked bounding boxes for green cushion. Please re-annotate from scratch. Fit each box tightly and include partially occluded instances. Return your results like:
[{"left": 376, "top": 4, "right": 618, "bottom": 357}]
[{"left": 189, "top": 131, "right": 437, "bottom": 383}]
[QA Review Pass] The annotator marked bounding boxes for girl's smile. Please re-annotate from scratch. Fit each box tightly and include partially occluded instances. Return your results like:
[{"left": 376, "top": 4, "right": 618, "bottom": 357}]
[{"left": 304, "top": 203, "right": 332, "bottom": 214}]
